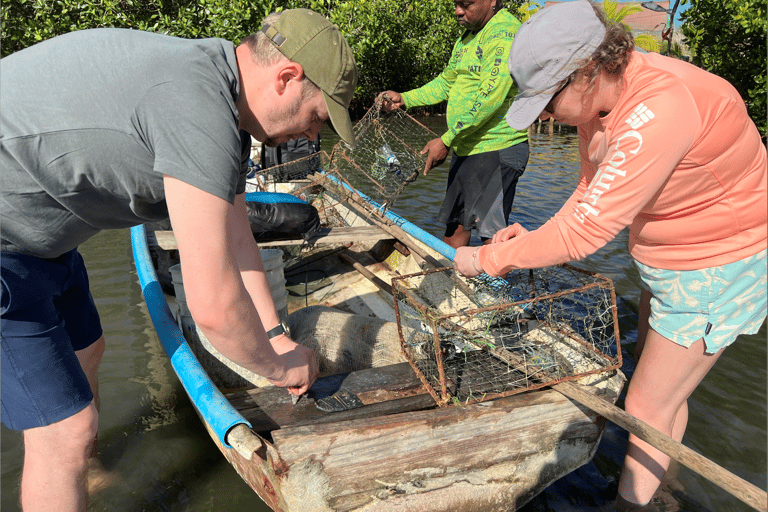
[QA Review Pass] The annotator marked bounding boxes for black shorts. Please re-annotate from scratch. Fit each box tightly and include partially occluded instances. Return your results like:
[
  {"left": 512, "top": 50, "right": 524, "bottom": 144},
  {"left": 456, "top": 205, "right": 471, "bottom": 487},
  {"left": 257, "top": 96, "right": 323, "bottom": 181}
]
[{"left": 438, "top": 141, "right": 529, "bottom": 238}]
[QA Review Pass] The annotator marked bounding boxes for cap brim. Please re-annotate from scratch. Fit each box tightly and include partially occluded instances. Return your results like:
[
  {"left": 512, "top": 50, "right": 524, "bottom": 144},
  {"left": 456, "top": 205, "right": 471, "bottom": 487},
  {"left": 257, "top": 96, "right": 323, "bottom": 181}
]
[
  {"left": 506, "top": 91, "right": 554, "bottom": 130},
  {"left": 323, "top": 91, "right": 355, "bottom": 149}
]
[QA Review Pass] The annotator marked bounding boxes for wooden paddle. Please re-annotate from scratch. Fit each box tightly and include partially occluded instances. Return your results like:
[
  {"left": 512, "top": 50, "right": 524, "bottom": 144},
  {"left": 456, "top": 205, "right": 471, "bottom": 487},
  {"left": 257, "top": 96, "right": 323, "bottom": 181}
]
[
  {"left": 320, "top": 182, "right": 767, "bottom": 511},
  {"left": 338, "top": 245, "right": 768, "bottom": 511},
  {"left": 553, "top": 380, "right": 767, "bottom": 512}
]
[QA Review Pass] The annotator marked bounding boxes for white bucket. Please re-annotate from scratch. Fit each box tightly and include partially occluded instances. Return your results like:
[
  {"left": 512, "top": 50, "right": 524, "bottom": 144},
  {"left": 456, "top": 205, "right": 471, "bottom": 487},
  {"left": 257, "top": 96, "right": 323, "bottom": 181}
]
[
  {"left": 169, "top": 248, "right": 289, "bottom": 330},
  {"left": 260, "top": 248, "right": 290, "bottom": 329},
  {"left": 168, "top": 263, "right": 190, "bottom": 316}
]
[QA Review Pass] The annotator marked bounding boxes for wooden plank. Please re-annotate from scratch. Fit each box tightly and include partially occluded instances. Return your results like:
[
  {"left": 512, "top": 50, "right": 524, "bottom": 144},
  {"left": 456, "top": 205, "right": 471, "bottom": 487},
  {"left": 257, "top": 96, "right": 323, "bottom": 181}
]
[
  {"left": 146, "top": 230, "right": 176, "bottom": 251},
  {"left": 262, "top": 226, "right": 393, "bottom": 247},
  {"left": 148, "top": 226, "right": 392, "bottom": 250},
  {"left": 554, "top": 380, "right": 768, "bottom": 512},
  {"left": 270, "top": 388, "right": 597, "bottom": 511},
  {"left": 226, "top": 362, "right": 434, "bottom": 432}
]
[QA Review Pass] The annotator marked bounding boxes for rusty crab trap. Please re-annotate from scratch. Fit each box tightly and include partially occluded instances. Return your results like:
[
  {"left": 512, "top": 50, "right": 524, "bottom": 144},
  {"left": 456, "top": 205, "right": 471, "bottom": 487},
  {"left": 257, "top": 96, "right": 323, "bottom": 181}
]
[
  {"left": 325, "top": 95, "right": 437, "bottom": 213},
  {"left": 248, "top": 96, "right": 438, "bottom": 219},
  {"left": 392, "top": 264, "right": 622, "bottom": 406},
  {"left": 247, "top": 150, "right": 331, "bottom": 191}
]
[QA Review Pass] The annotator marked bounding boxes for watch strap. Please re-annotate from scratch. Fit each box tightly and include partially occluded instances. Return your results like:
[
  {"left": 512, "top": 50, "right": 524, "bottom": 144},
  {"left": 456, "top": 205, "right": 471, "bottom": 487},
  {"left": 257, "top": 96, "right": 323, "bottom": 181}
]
[{"left": 266, "top": 323, "right": 286, "bottom": 340}]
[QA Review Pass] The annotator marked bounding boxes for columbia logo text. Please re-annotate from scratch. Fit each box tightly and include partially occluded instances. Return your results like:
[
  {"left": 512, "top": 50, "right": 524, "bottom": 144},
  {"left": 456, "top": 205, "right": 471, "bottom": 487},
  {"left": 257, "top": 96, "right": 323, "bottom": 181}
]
[{"left": 625, "top": 103, "right": 655, "bottom": 129}]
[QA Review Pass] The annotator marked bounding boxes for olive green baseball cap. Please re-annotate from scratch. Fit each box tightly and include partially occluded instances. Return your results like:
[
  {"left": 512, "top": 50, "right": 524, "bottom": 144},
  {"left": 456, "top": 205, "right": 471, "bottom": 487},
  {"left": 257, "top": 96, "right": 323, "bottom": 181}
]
[{"left": 261, "top": 9, "right": 358, "bottom": 147}]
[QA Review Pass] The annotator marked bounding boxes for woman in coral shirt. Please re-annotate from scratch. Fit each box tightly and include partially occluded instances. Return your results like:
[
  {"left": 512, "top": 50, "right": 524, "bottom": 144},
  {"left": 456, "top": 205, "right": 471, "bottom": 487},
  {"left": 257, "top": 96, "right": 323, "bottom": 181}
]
[{"left": 454, "top": 1, "right": 767, "bottom": 510}]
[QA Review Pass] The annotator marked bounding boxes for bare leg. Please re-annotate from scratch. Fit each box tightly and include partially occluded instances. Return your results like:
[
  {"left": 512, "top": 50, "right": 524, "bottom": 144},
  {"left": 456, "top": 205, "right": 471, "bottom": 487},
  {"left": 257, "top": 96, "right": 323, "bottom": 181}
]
[
  {"left": 617, "top": 291, "right": 722, "bottom": 505},
  {"left": 76, "top": 336, "right": 105, "bottom": 457},
  {"left": 74, "top": 337, "right": 115, "bottom": 493},
  {"left": 21, "top": 402, "right": 98, "bottom": 512},
  {"left": 20, "top": 336, "right": 107, "bottom": 511},
  {"left": 443, "top": 223, "right": 471, "bottom": 249}
]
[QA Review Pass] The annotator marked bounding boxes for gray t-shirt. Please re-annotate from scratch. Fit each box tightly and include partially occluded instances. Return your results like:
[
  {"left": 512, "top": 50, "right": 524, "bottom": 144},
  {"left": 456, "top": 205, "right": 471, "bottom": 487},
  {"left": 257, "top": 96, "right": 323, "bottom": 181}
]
[{"left": 1, "top": 28, "right": 250, "bottom": 258}]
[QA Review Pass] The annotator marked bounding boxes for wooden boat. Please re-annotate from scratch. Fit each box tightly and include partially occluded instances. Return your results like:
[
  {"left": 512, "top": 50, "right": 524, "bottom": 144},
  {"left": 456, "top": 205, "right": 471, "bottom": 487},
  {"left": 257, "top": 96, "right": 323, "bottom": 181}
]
[{"left": 131, "top": 168, "right": 626, "bottom": 512}]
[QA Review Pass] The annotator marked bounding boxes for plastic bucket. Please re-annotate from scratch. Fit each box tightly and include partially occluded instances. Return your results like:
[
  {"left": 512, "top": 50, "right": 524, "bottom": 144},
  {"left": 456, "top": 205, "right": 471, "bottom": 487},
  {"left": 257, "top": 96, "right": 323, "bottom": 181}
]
[
  {"left": 260, "top": 249, "right": 286, "bottom": 290},
  {"left": 169, "top": 249, "right": 289, "bottom": 328},
  {"left": 260, "top": 249, "right": 289, "bottom": 327},
  {"left": 168, "top": 264, "right": 190, "bottom": 316}
]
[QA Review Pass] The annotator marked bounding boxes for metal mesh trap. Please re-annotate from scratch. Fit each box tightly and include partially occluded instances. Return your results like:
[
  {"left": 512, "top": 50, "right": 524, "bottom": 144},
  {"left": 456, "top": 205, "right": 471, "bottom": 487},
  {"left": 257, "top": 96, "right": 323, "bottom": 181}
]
[
  {"left": 249, "top": 150, "right": 331, "bottom": 190},
  {"left": 392, "top": 264, "right": 622, "bottom": 406},
  {"left": 325, "top": 95, "right": 438, "bottom": 212},
  {"left": 249, "top": 96, "right": 437, "bottom": 220}
]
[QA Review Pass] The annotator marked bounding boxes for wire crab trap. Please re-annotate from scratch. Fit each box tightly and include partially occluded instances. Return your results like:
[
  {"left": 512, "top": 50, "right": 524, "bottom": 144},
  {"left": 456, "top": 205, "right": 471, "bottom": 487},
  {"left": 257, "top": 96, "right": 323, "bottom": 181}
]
[
  {"left": 326, "top": 95, "right": 438, "bottom": 212},
  {"left": 248, "top": 96, "right": 436, "bottom": 220},
  {"left": 392, "top": 264, "right": 622, "bottom": 407},
  {"left": 248, "top": 150, "right": 331, "bottom": 191}
]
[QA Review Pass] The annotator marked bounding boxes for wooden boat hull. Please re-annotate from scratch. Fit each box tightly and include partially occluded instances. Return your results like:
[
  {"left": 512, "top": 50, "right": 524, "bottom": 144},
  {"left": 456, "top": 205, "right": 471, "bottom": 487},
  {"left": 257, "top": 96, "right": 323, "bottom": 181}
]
[
  {"left": 132, "top": 173, "right": 625, "bottom": 511},
  {"left": 212, "top": 388, "right": 612, "bottom": 512}
]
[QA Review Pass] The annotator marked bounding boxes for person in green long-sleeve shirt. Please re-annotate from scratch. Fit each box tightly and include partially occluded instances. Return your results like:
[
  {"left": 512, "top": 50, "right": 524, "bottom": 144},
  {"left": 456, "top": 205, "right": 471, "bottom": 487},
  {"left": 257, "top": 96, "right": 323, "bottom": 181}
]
[{"left": 381, "top": 0, "right": 529, "bottom": 249}]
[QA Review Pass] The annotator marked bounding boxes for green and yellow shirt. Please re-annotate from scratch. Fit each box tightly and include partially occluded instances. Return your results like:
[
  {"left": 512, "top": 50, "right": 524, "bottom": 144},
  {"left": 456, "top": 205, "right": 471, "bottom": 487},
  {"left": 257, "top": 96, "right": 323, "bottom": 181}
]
[{"left": 401, "top": 9, "right": 527, "bottom": 156}]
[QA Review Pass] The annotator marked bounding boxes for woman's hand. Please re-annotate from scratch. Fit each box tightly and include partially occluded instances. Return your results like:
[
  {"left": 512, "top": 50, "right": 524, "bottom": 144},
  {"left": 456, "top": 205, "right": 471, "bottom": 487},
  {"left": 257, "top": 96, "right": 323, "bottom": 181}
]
[
  {"left": 491, "top": 223, "right": 529, "bottom": 244},
  {"left": 454, "top": 246, "right": 484, "bottom": 278}
]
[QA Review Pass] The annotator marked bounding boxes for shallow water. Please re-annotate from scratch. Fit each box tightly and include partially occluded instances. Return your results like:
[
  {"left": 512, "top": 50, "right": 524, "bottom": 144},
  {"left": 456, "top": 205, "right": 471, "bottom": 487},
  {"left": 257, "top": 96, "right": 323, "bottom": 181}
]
[{"left": 1, "top": 120, "right": 765, "bottom": 512}]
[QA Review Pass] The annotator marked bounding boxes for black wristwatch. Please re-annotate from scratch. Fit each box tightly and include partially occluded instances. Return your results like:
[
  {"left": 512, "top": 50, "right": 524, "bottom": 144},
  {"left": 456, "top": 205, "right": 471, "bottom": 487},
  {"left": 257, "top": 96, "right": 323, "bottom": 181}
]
[{"left": 266, "top": 323, "right": 286, "bottom": 340}]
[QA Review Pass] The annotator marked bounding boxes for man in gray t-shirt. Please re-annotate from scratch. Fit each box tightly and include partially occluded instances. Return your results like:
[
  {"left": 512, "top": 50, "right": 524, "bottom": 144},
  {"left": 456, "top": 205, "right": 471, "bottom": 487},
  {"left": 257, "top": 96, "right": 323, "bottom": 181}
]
[{"left": 1, "top": 9, "right": 356, "bottom": 511}]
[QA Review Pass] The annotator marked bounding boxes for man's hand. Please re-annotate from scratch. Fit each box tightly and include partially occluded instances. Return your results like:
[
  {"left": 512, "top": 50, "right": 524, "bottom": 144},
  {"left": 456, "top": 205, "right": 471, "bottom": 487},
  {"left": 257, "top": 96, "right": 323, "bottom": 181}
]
[
  {"left": 420, "top": 138, "right": 449, "bottom": 175},
  {"left": 267, "top": 334, "right": 319, "bottom": 395},
  {"left": 377, "top": 91, "right": 404, "bottom": 112}
]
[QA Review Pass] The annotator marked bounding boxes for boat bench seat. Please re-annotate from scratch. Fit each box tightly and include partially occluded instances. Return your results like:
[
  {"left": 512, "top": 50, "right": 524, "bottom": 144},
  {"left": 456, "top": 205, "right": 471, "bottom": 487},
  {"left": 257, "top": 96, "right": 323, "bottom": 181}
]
[{"left": 147, "top": 225, "right": 394, "bottom": 250}]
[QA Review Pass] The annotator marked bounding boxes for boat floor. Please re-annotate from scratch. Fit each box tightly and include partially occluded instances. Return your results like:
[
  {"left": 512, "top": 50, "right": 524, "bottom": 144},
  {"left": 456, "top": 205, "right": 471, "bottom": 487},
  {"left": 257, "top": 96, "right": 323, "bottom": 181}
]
[
  {"left": 226, "top": 360, "right": 623, "bottom": 437},
  {"left": 226, "top": 362, "right": 434, "bottom": 434}
]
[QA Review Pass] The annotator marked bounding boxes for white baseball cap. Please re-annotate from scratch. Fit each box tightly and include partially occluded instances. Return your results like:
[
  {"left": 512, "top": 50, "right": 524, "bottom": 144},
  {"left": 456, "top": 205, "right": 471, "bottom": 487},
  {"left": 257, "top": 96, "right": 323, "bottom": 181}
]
[{"left": 506, "top": 0, "right": 606, "bottom": 129}]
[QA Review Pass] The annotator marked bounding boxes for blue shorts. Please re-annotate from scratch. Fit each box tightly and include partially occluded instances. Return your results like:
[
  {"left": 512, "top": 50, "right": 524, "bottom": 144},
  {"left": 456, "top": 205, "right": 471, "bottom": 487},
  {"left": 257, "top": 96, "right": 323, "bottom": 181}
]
[
  {"left": 1, "top": 249, "right": 103, "bottom": 430},
  {"left": 636, "top": 249, "right": 767, "bottom": 354}
]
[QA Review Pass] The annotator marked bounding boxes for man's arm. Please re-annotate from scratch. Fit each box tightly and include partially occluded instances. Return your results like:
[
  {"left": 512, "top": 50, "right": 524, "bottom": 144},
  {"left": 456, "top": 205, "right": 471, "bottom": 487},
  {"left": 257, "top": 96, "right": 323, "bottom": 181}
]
[{"left": 163, "top": 175, "right": 317, "bottom": 393}]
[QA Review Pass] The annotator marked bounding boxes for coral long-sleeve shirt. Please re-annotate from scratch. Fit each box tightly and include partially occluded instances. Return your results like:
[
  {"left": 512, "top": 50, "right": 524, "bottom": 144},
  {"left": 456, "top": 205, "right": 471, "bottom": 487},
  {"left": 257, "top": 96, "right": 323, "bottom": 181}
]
[{"left": 478, "top": 52, "right": 767, "bottom": 276}]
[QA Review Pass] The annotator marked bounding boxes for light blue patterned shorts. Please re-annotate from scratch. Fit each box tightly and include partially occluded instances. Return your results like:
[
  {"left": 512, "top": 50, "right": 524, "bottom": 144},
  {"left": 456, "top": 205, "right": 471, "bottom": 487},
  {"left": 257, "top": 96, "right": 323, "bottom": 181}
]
[{"left": 635, "top": 249, "right": 767, "bottom": 354}]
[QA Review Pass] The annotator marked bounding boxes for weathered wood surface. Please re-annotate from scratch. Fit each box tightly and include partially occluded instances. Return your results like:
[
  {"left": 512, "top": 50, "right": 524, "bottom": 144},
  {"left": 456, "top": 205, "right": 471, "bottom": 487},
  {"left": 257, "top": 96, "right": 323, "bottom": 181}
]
[
  {"left": 269, "top": 386, "right": 608, "bottom": 512},
  {"left": 143, "top": 178, "right": 633, "bottom": 511},
  {"left": 147, "top": 226, "right": 392, "bottom": 250},
  {"left": 227, "top": 362, "right": 433, "bottom": 432}
]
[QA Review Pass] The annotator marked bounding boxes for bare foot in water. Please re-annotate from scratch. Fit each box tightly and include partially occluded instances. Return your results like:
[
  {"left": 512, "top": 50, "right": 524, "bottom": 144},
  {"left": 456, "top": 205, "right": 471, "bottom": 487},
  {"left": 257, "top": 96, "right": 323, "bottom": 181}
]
[{"left": 87, "top": 458, "right": 117, "bottom": 495}]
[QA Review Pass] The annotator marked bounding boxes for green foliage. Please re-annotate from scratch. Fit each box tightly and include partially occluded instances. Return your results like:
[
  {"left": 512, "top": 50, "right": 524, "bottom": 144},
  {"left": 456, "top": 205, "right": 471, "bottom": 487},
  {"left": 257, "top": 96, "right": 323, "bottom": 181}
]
[
  {"left": 634, "top": 34, "right": 663, "bottom": 53},
  {"left": 2, "top": 0, "right": 466, "bottom": 111},
  {"left": 599, "top": 0, "right": 665, "bottom": 54},
  {"left": 284, "top": 0, "right": 458, "bottom": 111},
  {"left": 601, "top": 0, "right": 643, "bottom": 25},
  {"left": 680, "top": 0, "right": 767, "bottom": 139},
  {"left": 660, "top": 39, "right": 685, "bottom": 59},
  {"left": 515, "top": 1, "right": 541, "bottom": 23},
  {"left": 1, "top": 0, "right": 275, "bottom": 57}
]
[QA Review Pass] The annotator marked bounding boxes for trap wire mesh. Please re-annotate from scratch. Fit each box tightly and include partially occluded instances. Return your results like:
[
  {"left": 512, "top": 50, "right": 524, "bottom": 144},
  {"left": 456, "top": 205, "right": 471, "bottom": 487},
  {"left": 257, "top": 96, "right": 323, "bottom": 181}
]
[
  {"left": 248, "top": 150, "right": 331, "bottom": 190},
  {"left": 325, "top": 95, "right": 438, "bottom": 212},
  {"left": 393, "top": 264, "right": 622, "bottom": 407},
  {"left": 249, "top": 96, "right": 437, "bottom": 219}
]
